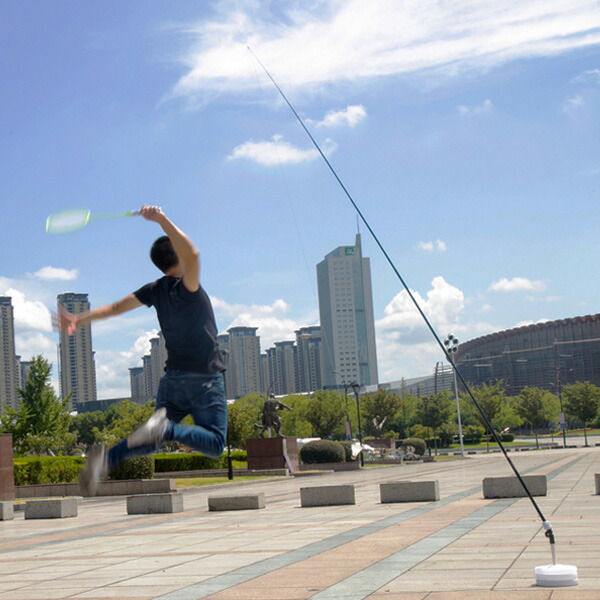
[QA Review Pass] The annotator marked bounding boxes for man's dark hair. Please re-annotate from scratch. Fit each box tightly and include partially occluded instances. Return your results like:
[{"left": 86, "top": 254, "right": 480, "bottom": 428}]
[{"left": 150, "top": 236, "right": 178, "bottom": 273}]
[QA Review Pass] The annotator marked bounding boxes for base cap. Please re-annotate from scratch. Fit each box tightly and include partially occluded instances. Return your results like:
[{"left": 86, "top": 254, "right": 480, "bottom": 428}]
[{"left": 535, "top": 564, "right": 578, "bottom": 587}]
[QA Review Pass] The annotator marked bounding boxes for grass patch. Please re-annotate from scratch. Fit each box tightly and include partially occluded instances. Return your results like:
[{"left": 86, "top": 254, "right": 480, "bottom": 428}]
[{"left": 176, "top": 476, "right": 284, "bottom": 487}]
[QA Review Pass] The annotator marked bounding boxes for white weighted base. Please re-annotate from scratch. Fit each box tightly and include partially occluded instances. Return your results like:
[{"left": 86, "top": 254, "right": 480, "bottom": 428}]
[{"left": 535, "top": 564, "right": 578, "bottom": 587}]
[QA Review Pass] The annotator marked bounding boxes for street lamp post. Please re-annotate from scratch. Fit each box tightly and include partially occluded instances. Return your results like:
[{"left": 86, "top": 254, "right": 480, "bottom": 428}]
[
  {"left": 444, "top": 334, "right": 465, "bottom": 457},
  {"left": 221, "top": 350, "right": 234, "bottom": 480},
  {"left": 350, "top": 381, "right": 364, "bottom": 466}
]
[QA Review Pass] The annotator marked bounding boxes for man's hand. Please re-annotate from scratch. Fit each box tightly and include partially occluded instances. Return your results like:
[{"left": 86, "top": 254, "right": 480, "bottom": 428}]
[
  {"left": 139, "top": 205, "right": 166, "bottom": 223},
  {"left": 52, "top": 307, "right": 78, "bottom": 336}
]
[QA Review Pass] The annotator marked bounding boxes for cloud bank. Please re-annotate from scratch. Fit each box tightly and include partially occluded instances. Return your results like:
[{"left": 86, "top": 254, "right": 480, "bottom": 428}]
[{"left": 171, "top": 1, "right": 600, "bottom": 102}]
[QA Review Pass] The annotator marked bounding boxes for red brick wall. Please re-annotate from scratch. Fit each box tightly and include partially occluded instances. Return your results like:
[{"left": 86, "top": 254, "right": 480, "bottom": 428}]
[{"left": 0, "top": 434, "right": 15, "bottom": 501}]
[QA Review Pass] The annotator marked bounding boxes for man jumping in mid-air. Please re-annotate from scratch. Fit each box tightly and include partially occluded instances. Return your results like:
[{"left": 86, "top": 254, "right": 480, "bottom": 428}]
[{"left": 55, "top": 205, "right": 227, "bottom": 495}]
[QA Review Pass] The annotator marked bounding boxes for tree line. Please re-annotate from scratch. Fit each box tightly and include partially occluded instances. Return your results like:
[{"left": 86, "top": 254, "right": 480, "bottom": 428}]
[{"left": 2, "top": 355, "right": 600, "bottom": 456}]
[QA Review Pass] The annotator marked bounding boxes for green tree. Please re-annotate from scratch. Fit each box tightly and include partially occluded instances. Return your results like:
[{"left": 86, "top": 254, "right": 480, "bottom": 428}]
[
  {"left": 562, "top": 382, "right": 600, "bottom": 447},
  {"left": 94, "top": 400, "right": 155, "bottom": 446},
  {"left": 390, "top": 393, "right": 419, "bottom": 439},
  {"left": 70, "top": 411, "right": 106, "bottom": 447},
  {"left": 227, "top": 393, "right": 264, "bottom": 449},
  {"left": 0, "top": 355, "right": 75, "bottom": 455},
  {"left": 297, "top": 390, "right": 345, "bottom": 439},
  {"left": 416, "top": 391, "right": 453, "bottom": 454},
  {"left": 516, "top": 387, "right": 559, "bottom": 448},
  {"left": 361, "top": 389, "right": 402, "bottom": 437},
  {"left": 279, "top": 395, "right": 312, "bottom": 439}
]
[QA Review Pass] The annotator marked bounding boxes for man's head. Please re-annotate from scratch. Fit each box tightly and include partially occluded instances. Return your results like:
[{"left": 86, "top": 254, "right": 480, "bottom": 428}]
[{"left": 150, "top": 236, "right": 178, "bottom": 274}]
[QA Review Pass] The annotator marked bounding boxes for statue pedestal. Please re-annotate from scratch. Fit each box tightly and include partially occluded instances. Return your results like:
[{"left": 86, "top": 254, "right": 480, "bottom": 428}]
[
  {"left": 246, "top": 436, "right": 298, "bottom": 472},
  {"left": 0, "top": 434, "right": 15, "bottom": 501}
]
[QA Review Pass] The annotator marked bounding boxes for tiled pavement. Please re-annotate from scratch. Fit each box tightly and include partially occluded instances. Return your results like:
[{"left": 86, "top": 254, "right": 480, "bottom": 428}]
[{"left": 0, "top": 447, "right": 599, "bottom": 600}]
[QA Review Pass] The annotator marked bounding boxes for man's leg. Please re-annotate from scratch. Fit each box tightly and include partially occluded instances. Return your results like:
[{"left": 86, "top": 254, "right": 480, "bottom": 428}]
[{"left": 165, "top": 372, "right": 227, "bottom": 458}]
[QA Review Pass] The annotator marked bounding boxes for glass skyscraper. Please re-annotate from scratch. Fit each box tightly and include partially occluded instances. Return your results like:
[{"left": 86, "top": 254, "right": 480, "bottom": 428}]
[{"left": 317, "top": 234, "right": 378, "bottom": 389}]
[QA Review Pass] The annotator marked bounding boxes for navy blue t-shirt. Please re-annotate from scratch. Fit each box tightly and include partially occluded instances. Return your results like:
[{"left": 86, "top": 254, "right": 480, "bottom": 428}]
[{"left": 134, "top": 277, "right": 225, "bottom": 374}]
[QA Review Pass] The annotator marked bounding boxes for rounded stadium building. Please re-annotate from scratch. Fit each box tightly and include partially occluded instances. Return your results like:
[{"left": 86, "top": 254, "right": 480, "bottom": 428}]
[{"left": 455, "top": 314, "right": 600, "bottom": 396}]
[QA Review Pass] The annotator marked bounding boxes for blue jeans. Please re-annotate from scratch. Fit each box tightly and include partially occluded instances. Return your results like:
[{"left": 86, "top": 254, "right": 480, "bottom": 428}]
[{"left": 108, "top": 371, "right": 227, "bottom": 471}]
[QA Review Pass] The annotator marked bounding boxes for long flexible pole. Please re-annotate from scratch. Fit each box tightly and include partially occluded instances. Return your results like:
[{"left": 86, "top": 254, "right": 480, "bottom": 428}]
[{"left": 248, "top": 46, "right": 557, "bottom": 551}]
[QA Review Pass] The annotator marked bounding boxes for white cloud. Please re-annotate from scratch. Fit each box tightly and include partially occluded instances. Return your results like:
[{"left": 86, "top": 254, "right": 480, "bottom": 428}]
[
  {"left": 515, "top": 318, "right": 551, "bottom": 328},
  {"left": 311, "top": 105, "right": 367, "bottom": 128},
  {"left": 32, "top": 266, "right": 78, "bottom": 281},
  {"left": 572, "top": 69, "right": 600, "bottom": 83},
  {"left": 488, "top": 277, "right": 546, "bottom": 292},
  {"left": 3, "top": 288, "right": 52, "bottom": 331},
  {"left": 227, "top": 134, "right": 337, "bottom": 165},
  {"left": 457, "top": 99, "right": 494, "bottom": 115},
  {"left": 14, "top": 332, "right": 55, "bottom": 360},
  {"left": 416, "top": 239, "right": 447, "bottom": 252},
  {"left": 212, "top": 296, "right": 311, "bottom": 348},
  {"left": 562, "top": 94, "right": 585, "bottom": 114},
  {"left": 171, "top": 2, "right": 600, "bottom": 102}
]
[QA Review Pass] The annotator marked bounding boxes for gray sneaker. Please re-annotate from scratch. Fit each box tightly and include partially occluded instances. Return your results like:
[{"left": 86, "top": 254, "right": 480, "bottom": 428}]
[
  {"left": 127, "top": 408, "right": 169, "bottom": 449},
  {"left": 79, "top": 444, "right": 108, "bottom": 497}
]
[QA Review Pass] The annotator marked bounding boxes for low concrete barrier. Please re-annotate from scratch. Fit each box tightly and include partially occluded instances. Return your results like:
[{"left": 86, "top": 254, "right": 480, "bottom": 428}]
[
  {"left": 595, "top": 473, "right": 600, "bottom": 495},
  {"left": 300, "top": 484, "right": 355, "bottom": 507},
  {"left": 25, "top": 498, "right": 78, "bottom": 519},
  {"left": 380, "top": 480, "right": 439, "bottom": 503},
  {"left": 208, "top": 493, "right": 266, "bottom": 511},
  {"left": 127, "top": 492, "right": 184, "bottom": 515},
  {"left": 482, "top": 475, "right": 547, "bottom": 499},
  {"left": 0, "top": 501, "right": 14, "bottom": 520}
]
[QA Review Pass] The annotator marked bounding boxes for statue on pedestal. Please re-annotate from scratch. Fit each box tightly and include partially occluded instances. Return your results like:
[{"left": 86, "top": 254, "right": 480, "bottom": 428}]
[{"left": 254, "top": 394, "right": 292, "bottom": 438}]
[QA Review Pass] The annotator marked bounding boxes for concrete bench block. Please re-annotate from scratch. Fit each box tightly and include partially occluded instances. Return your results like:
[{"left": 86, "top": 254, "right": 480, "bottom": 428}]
[
  {"left": 127, "top": 492, "right": 183, "bottom": 514},
  {"left": 25, "top": 498, "right": 78, "bottom": 519},
  {"left": 482, "top": 475, "right": 547, "bottom": 499},
  {"left": 380, "top": 480, "right": 439, "bottom": 503},
  {"left": 595, "top": 473, "right": 600, "bottom": 495},
  {"left": 300, "top": 484, "right": 355, "bottom": 507},
  {"left": 208, "top": 493, "right": 266, "bottom": 511},
  {"left": 0, "top": 501, "right": 14, "bottom": 520}
]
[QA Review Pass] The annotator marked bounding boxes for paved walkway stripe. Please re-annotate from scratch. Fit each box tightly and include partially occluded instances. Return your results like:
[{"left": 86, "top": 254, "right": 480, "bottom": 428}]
[{"left": 153, "top": 455, "right": 581, "bottom": 600}]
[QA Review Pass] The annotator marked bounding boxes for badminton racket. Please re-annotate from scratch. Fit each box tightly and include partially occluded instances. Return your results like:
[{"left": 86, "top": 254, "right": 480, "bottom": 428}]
[{"left": 45, "top": 208, "right": 139, "bottom": 234}]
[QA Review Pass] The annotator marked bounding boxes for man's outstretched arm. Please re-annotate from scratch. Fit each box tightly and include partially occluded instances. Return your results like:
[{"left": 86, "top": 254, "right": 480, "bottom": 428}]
[{"left": 54, "top": 294, "right": 143, "bottom": 335}]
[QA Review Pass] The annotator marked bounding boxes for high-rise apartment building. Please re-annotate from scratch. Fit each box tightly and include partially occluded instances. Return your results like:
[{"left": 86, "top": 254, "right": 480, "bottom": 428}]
[
  {"left": 295, "top": 326, "right": 322, "bottom": 393},
  {"left": 0, "top": 297, "right": 19, "bottom": 410},
  {"left": 57, "top": 293, "right": 97, "bottom": 410},
  {"left": 147, "top": 332, "right": 167, "bottom": 398},
  {"left": 129, "top": 366, "right": 146, "bottom": 402},
  {"left": 317, "top": 234, "right": 378, "bottom": 389},
  {"left": 219, "top": 327, "right": 262, "bottom": 399},
  {"left": 267, "top": 341, "right": 297, "bottom": 396}
]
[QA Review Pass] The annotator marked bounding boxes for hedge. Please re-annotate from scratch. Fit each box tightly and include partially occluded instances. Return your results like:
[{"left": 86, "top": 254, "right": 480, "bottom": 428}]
[
  {"left": 400, "top": 438, "right": 426, "bottom": 456},
  {"left": 299, "top": 440, "right": 345, "bottom": 464},
  {"left": 109, "top": 456, "right": 154, "bottom": 480},
  {"left": 153, "top": 452, "right": 227, "bottom": 472},
  {"left": 13, "top": 456, "right": 85, "bottom": 485}
]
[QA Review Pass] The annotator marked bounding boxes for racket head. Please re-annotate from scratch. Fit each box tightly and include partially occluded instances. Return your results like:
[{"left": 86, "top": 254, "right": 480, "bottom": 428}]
[{"left": 46, "top": 208, "right": 91, "bottom": 234}]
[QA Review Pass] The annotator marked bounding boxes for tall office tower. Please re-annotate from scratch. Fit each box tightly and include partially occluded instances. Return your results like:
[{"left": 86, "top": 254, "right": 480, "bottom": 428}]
[
  {"left": 225, "top": 327, "right": 262, "bottom": 399},
  {"left": 148, "top": 332, "right": 167, "bottom": 397},
  {"left": 267, "top": 341, "right": 297, "bottom": 396},
  {"left": 57, "top": 293, "right": 97, "bottom": 410},
  {"left": 317, "top": 233, "right": 379, "bottom": 389},
  {"left": 0, "top": 297, "right": 19, "bottom": 410},
  {"left": 260, "top": 353, "right": 269, "bottom": 394},
  {"left": 129, "top": 366, "right": 146, "bottom": 402},
  {"left": 295, "top": 326, "right": 322, "bottom": 393}
]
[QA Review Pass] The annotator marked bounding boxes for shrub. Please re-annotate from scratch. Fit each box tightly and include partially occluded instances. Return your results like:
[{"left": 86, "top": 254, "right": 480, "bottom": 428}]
[
  {"left": 500, "top": 433, "right": 515, "bottom": 442},
  {"left": 338, "top": 441, "right": 353, "bottom": 461},
  {"left": 401, "top": 437, "right": 426, "bottom": 456},
  {"left": 109, "top": 456, "right": 154, "bottom": 480},
  {"left": 153, "top": 453, "right": 227, "bottom": 473},
  {"left": 13, "top": 456, "right": 85, "bottom": 485},
  {"left": 299, "top": 440, "right": 345, "bottom": 464},
  {"left": 463, "top": 425, "right": 485, "bottom": 444}
]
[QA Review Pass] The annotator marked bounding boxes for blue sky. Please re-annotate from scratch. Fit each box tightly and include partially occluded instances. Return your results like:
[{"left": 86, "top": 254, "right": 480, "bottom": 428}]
[{"left": 2, "top": 1, "right": 600, "bottom": 398}]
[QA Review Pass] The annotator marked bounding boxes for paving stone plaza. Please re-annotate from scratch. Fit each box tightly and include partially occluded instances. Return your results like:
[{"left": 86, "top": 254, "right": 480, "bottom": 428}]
[{"left": 1, "top": 447, "right": 599, "bottom": 600}]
